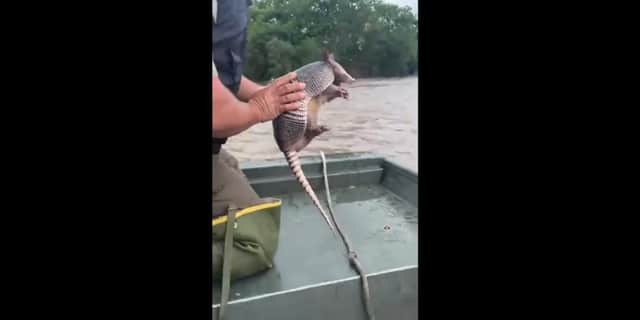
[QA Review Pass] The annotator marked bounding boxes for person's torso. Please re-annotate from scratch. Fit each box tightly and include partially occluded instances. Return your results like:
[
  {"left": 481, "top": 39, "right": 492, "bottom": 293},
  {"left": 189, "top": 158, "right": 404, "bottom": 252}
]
[
  {"left": 212, "top": 0, "right": 251, "bottom": 94},
  {"left": 212, "top": 0, "right": 252, "bottom": 152},
  {"left": 213, "top": 0, "right": 251, "bottom": 45}
]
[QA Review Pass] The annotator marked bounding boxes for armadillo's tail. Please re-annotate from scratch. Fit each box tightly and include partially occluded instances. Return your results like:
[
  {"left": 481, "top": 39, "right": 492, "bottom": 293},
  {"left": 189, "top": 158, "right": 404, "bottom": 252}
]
[{"left": 285, "top": 150, "right": 336, "bottom": 233}]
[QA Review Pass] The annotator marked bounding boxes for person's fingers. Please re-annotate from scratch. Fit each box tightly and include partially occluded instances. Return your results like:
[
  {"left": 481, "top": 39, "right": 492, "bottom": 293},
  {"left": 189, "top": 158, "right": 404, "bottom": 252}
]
[
  {"left": 273, "top": 72, "right": 297, "bottom": 87},
  {"left": 277, "top": 82, "right": 306, "bottom": 95},
  {"left": 280, "top": 92, "right": 306, "bottom": 104},
  {"left": 282, "top": 101, "right": 303, "bottom": 112}
]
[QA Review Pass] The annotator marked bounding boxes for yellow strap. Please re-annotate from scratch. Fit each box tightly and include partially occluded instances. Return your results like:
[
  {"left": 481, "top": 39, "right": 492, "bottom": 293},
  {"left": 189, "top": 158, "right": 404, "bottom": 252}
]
[{"left": 212, "top": 199, "right": 282, "bottom": 226}]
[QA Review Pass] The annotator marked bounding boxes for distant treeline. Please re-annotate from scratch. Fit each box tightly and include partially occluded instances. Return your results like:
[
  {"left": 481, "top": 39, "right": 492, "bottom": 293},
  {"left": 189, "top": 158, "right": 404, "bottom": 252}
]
[{"left": 245, "top": 0, "right": 418, "bottom": 82}]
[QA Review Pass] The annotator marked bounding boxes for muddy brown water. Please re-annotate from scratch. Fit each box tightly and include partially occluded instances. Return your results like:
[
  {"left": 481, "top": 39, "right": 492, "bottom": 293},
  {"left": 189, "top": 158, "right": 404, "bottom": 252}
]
[{"left": 224, "top": 76, "right": 418, "bottom": 173}]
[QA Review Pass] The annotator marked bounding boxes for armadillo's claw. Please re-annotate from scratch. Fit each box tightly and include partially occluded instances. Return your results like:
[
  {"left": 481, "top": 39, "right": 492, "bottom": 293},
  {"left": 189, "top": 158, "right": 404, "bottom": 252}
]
[{"left": 338, "top": 87, "right": 349, "bottom": 100}]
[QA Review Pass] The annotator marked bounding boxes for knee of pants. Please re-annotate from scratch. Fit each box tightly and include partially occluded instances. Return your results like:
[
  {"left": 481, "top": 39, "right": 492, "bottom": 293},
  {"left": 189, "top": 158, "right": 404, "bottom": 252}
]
[
  {"left": 212, "top": 156, "right": 260, "bottom": 215},
  {"left": 218, "top": 149, "right": 240, "bottom": 170}
]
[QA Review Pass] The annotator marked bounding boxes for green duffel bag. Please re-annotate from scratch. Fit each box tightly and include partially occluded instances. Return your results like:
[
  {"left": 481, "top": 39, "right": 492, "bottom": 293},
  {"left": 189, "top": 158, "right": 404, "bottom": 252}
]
[
  {"left": 213, "top": 197, "right": 282, "bottom": 319},
  {"left": 213, "top": 197, "right": 281, "bottom": 280}
]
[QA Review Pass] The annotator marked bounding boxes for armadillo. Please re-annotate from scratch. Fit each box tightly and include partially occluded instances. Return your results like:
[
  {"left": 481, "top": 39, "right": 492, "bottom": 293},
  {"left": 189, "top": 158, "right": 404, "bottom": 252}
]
[{"left": 272, "top": 51, "right": 355, "bottom": 232}]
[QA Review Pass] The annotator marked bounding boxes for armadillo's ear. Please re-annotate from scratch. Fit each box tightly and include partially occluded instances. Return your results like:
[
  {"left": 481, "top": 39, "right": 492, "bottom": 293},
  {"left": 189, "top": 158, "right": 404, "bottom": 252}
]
[{"left": 322, "top": 49, "right": 335, "bottom": 62}]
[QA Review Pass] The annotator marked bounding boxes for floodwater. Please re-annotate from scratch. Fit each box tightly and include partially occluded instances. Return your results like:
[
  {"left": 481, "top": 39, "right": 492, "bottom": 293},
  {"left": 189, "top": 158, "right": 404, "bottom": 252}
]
[{"left": 224, "top": 76, "right": 418, "bottom": 173}]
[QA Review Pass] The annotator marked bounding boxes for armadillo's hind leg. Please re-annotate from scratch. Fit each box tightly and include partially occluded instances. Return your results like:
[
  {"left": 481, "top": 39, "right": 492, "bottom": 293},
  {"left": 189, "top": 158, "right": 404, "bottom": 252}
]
[
  {"left": 309, "top": 125, "right": 330, "bottom": 136},
  {"left": 291, "top": 126, "right": 330, "bottom": 152}
]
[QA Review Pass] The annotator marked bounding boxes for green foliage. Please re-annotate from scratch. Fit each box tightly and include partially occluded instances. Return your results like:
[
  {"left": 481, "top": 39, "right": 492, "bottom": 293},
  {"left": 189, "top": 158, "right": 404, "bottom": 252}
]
[
  {"left": 244, "top": 0, "right": 418, "bottom": 82},
  {"left": 265, "top": 37, "right": 296, "bottom": 77}
]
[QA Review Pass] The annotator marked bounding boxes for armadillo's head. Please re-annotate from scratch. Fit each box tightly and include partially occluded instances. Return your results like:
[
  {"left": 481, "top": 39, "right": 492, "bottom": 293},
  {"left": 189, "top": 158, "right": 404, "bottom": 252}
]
[{"left": 323, "top": 50, "right": 356, "bottom": 85}]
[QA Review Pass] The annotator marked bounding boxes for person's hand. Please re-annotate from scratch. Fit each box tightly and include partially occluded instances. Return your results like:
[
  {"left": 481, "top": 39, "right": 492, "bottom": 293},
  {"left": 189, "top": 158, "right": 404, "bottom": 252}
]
[{"left": 248, "top": 72, "right": 307, "bottom": 122}]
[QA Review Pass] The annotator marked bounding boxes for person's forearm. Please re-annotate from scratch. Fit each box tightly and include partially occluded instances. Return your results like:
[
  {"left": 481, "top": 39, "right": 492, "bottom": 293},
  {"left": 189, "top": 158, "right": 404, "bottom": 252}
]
[
  {"left": 213, "top": 101, "right": 259, "bottom": 138},
  {"left": 212, "top": 72, "right": 306, "bottom": 139},
  {"left": 213, "top": 77, "right": 260, "bottom": 138},
  {"left": 236, "top": 76, "right": 266, "bottom": 102}
]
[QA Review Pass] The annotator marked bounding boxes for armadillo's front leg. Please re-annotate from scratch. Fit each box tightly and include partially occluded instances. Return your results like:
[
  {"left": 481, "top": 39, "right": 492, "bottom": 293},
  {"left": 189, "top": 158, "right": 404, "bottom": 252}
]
[{"left": 323, "top": 84, "right": 349, "bottom": 102}]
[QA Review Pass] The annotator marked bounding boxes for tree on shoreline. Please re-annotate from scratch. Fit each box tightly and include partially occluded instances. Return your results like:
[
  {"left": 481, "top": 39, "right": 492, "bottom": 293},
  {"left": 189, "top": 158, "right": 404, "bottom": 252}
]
[{"left": 245, "top": 0, "right": 418, "bottom": 82}]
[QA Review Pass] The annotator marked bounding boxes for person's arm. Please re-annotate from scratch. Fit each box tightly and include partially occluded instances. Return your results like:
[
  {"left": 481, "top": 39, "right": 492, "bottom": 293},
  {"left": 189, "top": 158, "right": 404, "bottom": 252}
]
[
  {"left": 236, "top": 76, "right": 266, "bottom": 102},
  {"left": 212, "top": 77, "right": 259, "bottom": 138},
  {"left": 213, "top": 72, "right": 306, "bottom": 138}
]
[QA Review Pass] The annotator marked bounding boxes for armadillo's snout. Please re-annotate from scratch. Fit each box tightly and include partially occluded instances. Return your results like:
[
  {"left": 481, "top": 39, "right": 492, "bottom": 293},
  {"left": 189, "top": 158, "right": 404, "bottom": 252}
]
[
  {"left": 335, "top": 65, "right": 356, "bottom": 84},
  {"left": 344, "top": 74, "right": 356, "bottom": 83}
]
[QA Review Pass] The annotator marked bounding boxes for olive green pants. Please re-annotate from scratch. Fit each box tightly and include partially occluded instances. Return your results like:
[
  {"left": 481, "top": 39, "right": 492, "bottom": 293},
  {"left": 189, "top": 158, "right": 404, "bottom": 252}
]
[
  {"left": 212, "top": 148, "right": 263, "bottom": 273},
  {"left": 213, "top": 149, "right": 261, "bottom": 216}
]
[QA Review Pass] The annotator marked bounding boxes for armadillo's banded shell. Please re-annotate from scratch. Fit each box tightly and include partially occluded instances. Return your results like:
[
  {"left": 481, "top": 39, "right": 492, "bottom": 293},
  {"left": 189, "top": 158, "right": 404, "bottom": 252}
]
[
  {"left": 294, "top": 61, "right": 335, "bottom": 98},
  {"left": 273, "top": 96, "right": 310, "bottom": 151},
  {"left": 272, "top": 61, "right": 335, "bottom": 152}
]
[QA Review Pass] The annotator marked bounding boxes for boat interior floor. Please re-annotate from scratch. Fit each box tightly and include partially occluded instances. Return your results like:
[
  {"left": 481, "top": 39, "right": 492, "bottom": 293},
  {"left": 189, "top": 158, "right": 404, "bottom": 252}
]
[{"left": 212, "top": 183, "right": 418, "bottom": 304}]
